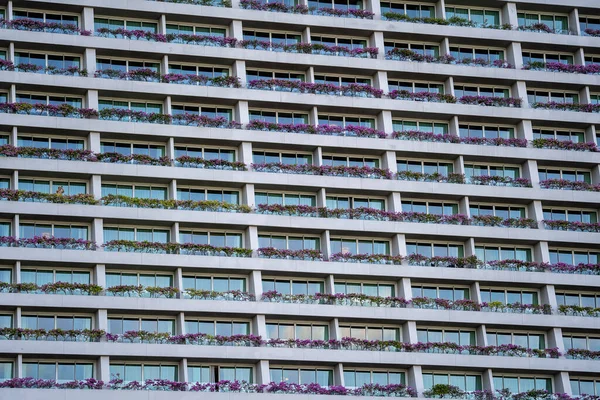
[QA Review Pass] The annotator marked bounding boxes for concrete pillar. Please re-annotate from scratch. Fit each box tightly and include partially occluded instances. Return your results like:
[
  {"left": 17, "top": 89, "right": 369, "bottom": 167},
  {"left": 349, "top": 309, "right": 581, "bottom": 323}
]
[
  {"left": 382, "top": 150, "right": 397, "bottom": 173},
  {"left": 392, "top": 233, "right": 407, "bottom": 257},
  {"left": 482, "top": 369, "right": 495, "bottom": 392},
  {"left": 9, "top": 126, "right": 17, "bottom": 147},
  {"left": 444, "top": 76, "right": 454, "bottom": 97},
  {"left": 370, "top": 32, "right": 385, "bottom": 60},
  {"left": 334, "top": 363, "right": 344, "bottom": 386},
  {"left": 238, "top": 142, "right": 253, "bottom": 168},
  {"left": 453, "top": 155, "right": 464, "bottom": 175},
  {"left": 175, "top": 267, "right": 184, "bottom": 293},
  {"left": 592, "top": 165, "right": 600, "bottom": 186},
  {"left": 96, "top": 309, "right": 108, "bottom": 331},
  {"left": 11, "top": 214, "right": 18, "bottom": 238},
  {"left": 86, "top": 90, "right": 98, "bottom": 110},
  {"left": 94, "top": 264, "right": 106, "bottom": 288},
  {"left": 229, "top": 20, "right": 243, "bottom": 40},
  {"left": 373, "top": 70, "right": 389, "bottom": 94},
  {"left": 14, "top": 261, "right": 20, "bottom": 284},
  {"left": 404, "top": 321, "right": 419, "bottom": 345},
  {"left": 176, "top": 312, "right": 185, "bottom": 335},
  {"left": 253, "top": 314, "right": 267, "bottom": 338},
  {"left": 6, "top": 1, "right": 13, "bottom": 21},
  {"left": 10, "top": 170, "right": 18, "bottom": 191},
  {"left": 7, "top": 42, "right": 14, "bottom": 63},
  {"left": 569, "top": 8, "right": 580, "bottom": 36},
  {"left": 464, "top": 237, "right": 476, "bottom": 257},
  {"left": 243, "top": 183, "right": 255, "bottom": 207},
  {"left": 325, "top": 274, "right": 336, "bottom": 294},
  {"left": 522, "top": 159, "right": 539, "bottom": 187},
  {"left": 161, "top": 55, "right": 169, "bottom": 76},
  {"left": 555, "top": 371, "right": 572, "bottom": 395},
  {"left": 15, "top": 307, "right": 21, "bottom": 328},
  {"left": 470, "top": 281, "right": 481, "bottom": 303},
  {"left": 98, "top": 356, "right": 110, "bottom": 381},
  {"left": 233, "top": 60, "right": 246, "bottom": 86},
  {"left": 458, "top": 196, "right": 470, "bottom": 217},
  {"left": 235, "top": 101, "right": 249, "bottom": 125},
  {"left": 516, "top": 120, "right": 534, "bottom": 142},
  {"left": 179, "top": 359, "right": 188, "bottom": 383},
  {"left": 83, "top": 48, "right": 96, "bottom": 75},
  {"left": 366, "top": 0, "right": 381, "bottom": 19},
  {"left": 90, "top": 175, "right": 102, "bottom": 199},
  {"left": 245, "top": 226, "right": 259, "bottom": 252},
  {"left": 584, "top": 125, "right": 596, "bottom": 144},
  {"left": 579, "top": 86, "right": 591, "bottom": 104},
  {"left": 302, "top": 27, "right": 311, "bottom": 44},
  {"left": 398, "top": 277, "right": 412, "bottom": 299},
  {"left": 313, "top": 146, "right": 323, "bottom": 167},
  {"left": 448, "top": 116, "right": 459, "bottom": 137},
  {"left": 92, "top": 218, "right": 103, "bottom": 247},
  {"left": 575, "top": 48, "right": 585, "bottom": 66},
  {"left": 166, "top": 137, "right": 175, "bottom": 162},
  {"left": 476, "top": 324, "right": 487, "bottom": 346},
  {"left": 435, "top": 0, "right": 445, "bottom": 19},
  {"left": 9, "top": 84, "right": 16, "bottom": 103},
  {"left": 158, "top": 15, "right": 167, "bottom": 35},
  {"left": 321, "top": 230, "right": 331, "bottom": 260},
  {"left": 511, "top": 81, "right": 528, "bottom": 108},
  {"left": 377, "top": 110, "right": 393, "bottom": 135},
  {"left": 387, "top": 192, "right": 402, "bottom": 213},
  {"left": 407, "top": 365, "right": 425, "bottom": 396},
  {"left": 16, "top": 355, "right": 22, "bottom": 378},
  {"left": 316, "top": 188, "right": 327, "bottom": 208},
  {"left": 256, "top": 360, "right": 270, "bottom": 384},
  {"left": 501, "top": 2, "right": 518, "bottom": 28},
  {"left": 169, "top": 180, "right": 177, "bottom": 201},
  {"left": 170, "top": 222, "right": 179, "bottom": 244},
  {"left": 440, "top": 37, "right": 450, "bottom": 57},
  {"left": 88, "top": 131, "right": 101, "bottom": 152},
  {"left": 534, "top": 241, "right": 550, "bottom": 263},
  {"left": 329, "top": 318, "right": 341, "bottom": 340},
  {"left": 305, "top": 66, "right": 315, "bottom": 84},
  {"left": 541, "top": 284, "right": 558, "bottom": 310},
  {"left": 249, "top": 270, "right": 263, "bottom": 299},
  {"left": 506, "top": 42, "right": 523, "bottom": 69},
  {"left": 164, "top": 95, "right": 172, "bottom": 115},
  {"left": 81, "top": 7, "right": 94, "bottom": 32},
  {"left": 547, "top": 327, "right": 566, "bottom": 356}
]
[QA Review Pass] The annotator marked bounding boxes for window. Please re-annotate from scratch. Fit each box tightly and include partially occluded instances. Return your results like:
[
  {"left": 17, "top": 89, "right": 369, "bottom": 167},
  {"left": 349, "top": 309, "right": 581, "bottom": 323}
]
[
  {"left": 0, "top": 361, "right": 11, "bottom": 381},
  {"left": 170, "top": 64, "right": 229, "bottom": 79},
  {"left": 326, "top": 196, "right": 385, "bottom": 210},
  {"left": 262, "top": 278, "right": 324, "bottom": 295},
  {"left": 345, "top": 369, "right": 405, "bottom": 388},
  {"left": 533, "top": 128, "right": 585, "bottom": 143},
  {"left": 586, "top": 55, "right": 600, "bottom": 66},
  {"left": 100, "top": 141, "right": 165, "bottom": 158},
  {"left": 417, "top": 328, "right": 475, "bottom": 345},
  {"left": 571, "top": 378, "right": 600, "bottom": 396},
  {"left": 550, "top": 248, "right": 599, "bottom": 265},
  {"left": 384, "top": 41, "right": 440, "bottom": 57},
  {"left": 109, "top": 363, "right": 177, "bottom": 382},
  {"left": 412, "top": 285, "right": 470, "bottom": 301},
  {"left": 450, "top": 47, "right": 505, "bottom": 62},
  {"left": 314, "top": 74, "right": 371, "bottom": 86},
  {"left": 252, "top": 151, "right": 312, "bottom": 165},
  {"left": 446, "top": 7, "right": 500, "bottom": 26},
  {"left": 464, "top": 164, "right": 520, "bottom": 181},
  {"left": 381, "top": 2, "right": 434, "bottom": 18},
  {"left": 106, "top": 271, "right": 173, "bottom": 289},
  {"left": 480, "top": 288, "right": 538, "bottom": 305},
  {"left": 459, "top": 125, "right": 514, "bottom": 139},
  {"left": 592, "top": 94, "right": 600, "bottom": 105},
  {"left": 266, "top": 321, "right": 329, "bottom": 340},
  {"left": 188, "top": 365, "right": 253, "bottom": 383},
  {"left": 563, "top": 335, "right": 600, "bottom": 351},
  {"left": 487, "top": 331, "right": 545, "bottom": 349},
  {"left": 0, "top": 178, "right": 8, "bottom": 189},
  {"left": 166, "top": 23, "right": 226, "bottom": 38},
  {"left": 475, "top": 245, "right": 532, "bottom": 262},
  {"left": 330, "top": 237, "right": 390, "bottom": 255},
  {"left": 580, "top": 16, "right": 600, "bottom": 35},
  {"left": 454, "top": 85, "right": 509, "bottom": 98},
  {"left": 22, "top": 315, "right": 92, "bottom": 331},
  {"left": 178, "top": 187, "right": 240, "bottom": 204},
  {"left": 172, "top": 104, "right": 233, "bottom": 120},
  {"left": 20, "top": 223, "right": 88, "bottom": 240},
  {"left": 101, "top": 183, "right": 167, "bottom": 200},
  {"left": 470, "top": 204, "right": 526, "bottom": 219},
  {"left": 270, "top": 367, "right": 332, "bottom": 386},
  {"left": 340, "top": 325, "right": 399, "bottom": 341},
  {"left": 14, "top": 51, "right": 81, "bottom": 71},
  {"left": 256, "top": 192, "right": 316, "bottom": 207},
  {"left": 104, "top": 227, "right": 169, "bottom": 243},
  {"left": 528, "top": 90, "right": 579, "bottom": 104},
  {"left": 174, "top": 145, "right": 235, "bottom": 162},
  {"left": 249, "top": 110, "right": 309, "bottom": 125},
  {"left": 392, "top": 119, "right": 449, "bottom": 134},
  {"left": 18, "top": 135, "right": 84, "bottom": 150},
  {"left": 322, "top": 155, "right": 379, "bottom": 168},
  {"left": 518, "top": 12, "right": 568, "bottom": 33},
  {"left": 16, "top": 93, "right": 82, "bottom": 108},
  {"left": 397, "top": 160, "right": 454, "bottom": 175},
  {"left": 311, "top": 36, "right": 366, "bottom": 50},
  {"left": 179, "top": 230, "right": 242, "bottom": 248},
  {"left": 247, "top": 70, "right": 304, "bottom": 82},
  {"left": 402, "top": 200, "right": 458, "bottom": 215},
  {"left": 494, "top": 375, "right": 552, "bottom": 393},
  {"left": 24, "top": 362, "right": 93, "bottom": 382},
  {"left": 14, "top": 9, "right": 79, "bottom": 27},
  {"left": 406, "top": 242, "right": 464, "bottom": 257},
  {"left": 334, "top": 281, "right": 394, "bottom": 297},
  {"left": 522, "top": 52, "right": 573, "bottom": 65},
  {"left": 21, "top": 268, "right": 90, "bottom": 286},
  {"left": 0, "top": 135, "right": 8, "bottom": 145},
  {"left": 0, "top": 222, "right": 11, "bottom": 237},
  {"left": 97, "top": 58, "right": 160, "bottom": 75},
  {"left": 318, "top": 115, "right": 375, "bottom": 129},
  {"left": 0, "top": 268, "right": 11, "bottom": 283},
  {"left": 108, "top": 317, "right": 175, "bottom": 334},
  {"left": 243, "top": 30, "right": 301, "bottom": 50},
  {"left": 543, "top": 208, "right": 597, "bottom": 223},
  {"left": 423, "top": 372, "right": 482, "bottom": 391},
  {"left": 94, "top": 18, "right": 157, "bottom": 34},
  {"left": 556, "top": 291, "right": 600, "bottom": 308},
  {"left": 19, "top": 178, "right": 86, "bottom": 196},
  {"left": 99, "top": 99, "right": 163, "bottom": 115},
  {"left": 258, "top": 234, "right": 320, "bottom": 250},
  {"left": 388, "top": 80, "right": 444, "bottom": 94},
  {"left": 538, "top": 168, "right": 591, "bottom": 183},
  {"left": 308, "top": 0, "right": 363, "bottom": 11},
  {"left": 185, "top": 320, "right": 250, "bottom": 336},
  {"left": 182, "top": 275, "right": 246, "bottom": 293}
]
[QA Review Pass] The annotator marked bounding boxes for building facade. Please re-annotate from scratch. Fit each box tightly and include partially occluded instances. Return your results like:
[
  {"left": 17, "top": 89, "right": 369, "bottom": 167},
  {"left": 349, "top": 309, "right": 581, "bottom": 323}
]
[{"left": 0, "top": 0, "right": 599, "bottom": 398}]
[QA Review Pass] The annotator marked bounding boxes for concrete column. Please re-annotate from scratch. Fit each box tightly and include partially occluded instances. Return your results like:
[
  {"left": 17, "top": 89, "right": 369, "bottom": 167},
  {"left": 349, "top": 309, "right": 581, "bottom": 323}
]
[
  {"left": 253, "top": 314, "right": 267, "bottom": 338},
  {"left": 238, "top": 142, "right": 253, "bottom": 168},
  {"left": 334, "top": 363, "right": 344, "bottom": 386},
  {"left": 329, "top": 318, "right": 341, "bottom": 340},
  {"left": 522, "top": 159, "right": 539, "bottom": 187},
  {"left": 81, "top": 7, "right": 94, "bottom": 32},
  {"left": 164, "top": 95, "right": 172, "bottom": 115},
  {"left": 6, "top": 1, "right": 13, "bottom": 21},
  {"left": 302, "top": 27, "right": 311, "bottom": 44},
  {"left": 16, "top": 355, "right": 22, "bottom": 378},
  {"left": 392, "top": 233, "right": 407, "bottom": 257},
  {"left": 305, "top": 66, "right": 315, "bottom": 84},
  {"left": 464, "top": 237, "right": 476, "bottom": 257},
  {"left": 235, "top": 101, "right": 249, "bottom": 125},
  {"left": 407, "top": 365, "right": 425, "bottom": 396},
  {"left": 453, "top": 155, "right": 464, "bottom": 175},
  {"left": 569, "top": 8, "right": 580, "bottom": 36},
  {"left": 90, "top": 175, "right": 102, "bottom": 199},
  {"left": 232, "top": 60, "right": 246, "bottom": 86},
  {"left": 96, "top": 309, "right": 108, "bottom": 331},
  {"left": 175, "top": 267, "right": 184, "bottom": 293},
  {"left": 158, "top": 15, "right": 167, "bottom": 35},
  {"left": 9, "top": 84, "right": 16, "bottom": 103},
  {"left": 377, "top": 110, "right": 393, "bottom": 135},
  {"left": 592, "top": 165, "right": 600, "bottom": 186},
  {"left": 325, "top": 274, "right": 335, "bottom": 294},
  {"left": 482, "top": 369, "right": 495, "bottom": 392},
  {"left": 440, "top": 37, "right": 450, "bottom": 57},
  {"left": 161, "top": 55, "right": 169, "bottom": 76},
  {"left": 92, "top": 218, "right": 103, "bottom": 247},
  {"left": 511, "top": 81, "right": 528, "bottom": 108},
  {"left": 435, "top": 0, "right": 445, "bottom": 19},
  {"left": 94, "top": 264, "right": 106, "bottom": 288},
  {"left": 249, "top": 270, "right": 263, "bottom": 299},
  {"left": 373, "top": 71, "right": 389, "bottom": 94},
  {"left": 476, "top": 324, "right": 487, "bottom": 346},
  {"left": 15, "top": 307, "right": 21, "bottom": 328},
  {"left": 98, "top": 356, "right": 110, "bottom": 381},
  {"left": 176, "top": 312, "right": 185, "bottom": 335},
  {"left": 169, "top": 179, "right": 177, "bottom": 201},
  {"left": 448, "top": 116, "right": 459, "bottom": 137},
  {"left": 309, "top": 106, "right": 319, "bottom": 125},
  {"left": 584, "top": 125, "right": 596, "bottom": 144},
  {"left": 166, "top": 137, "right": 175, "bottom": 162},
  {"left": 10, "top": 170, "right": 18, "bottom": 190},
  {"left": 501, "top": 2, "right": 518, "bottom": 27},
  {"left": 245, "top": 226, "right": 259, "bottom": 252},
  {"left": 547, "top": 327, "right": 566, "bottom": 356},
  {"left": 534, "top": 241, "right": 550, "bottom": 263},
  {"left": 370, "top": 32, "right": 385, "bottom": 60},
  {"left": 229, "top": 20, "right": 243, "bottom": 41},
  {"left": 315, "top": 188, "right": 327, "bottom": 208},
  {"left": 170, "top": 222, "right": 179, "bottom": 244},
  {"left": 387, "top": 192, "right": 402, "bottom": 213},
  {"left": 256, "top": 360, "right": 270, "bottom": 384},
  {"left": 541, "top": 284, "right": 558, "bottom": 310},
  {"left": 9, "top": 126, "right": 17, "bottom": 146},
  {"left": 579, "top": 86, "right": 591, "bottom": 104},
  {"left": 574, "top": 48, "right": 585, "bottom": 66},
  {"left": 86, "top": 90, "right": 98, "bottom": 110},
  {"left": 12, "top": 214, "right": 19, "bottom": 238},
  {"left": 88, "top": 131, "right": 101, "bottom": 152},
  {"left": 243, "top": 183, "right": 255, "bottom": 207},
  {"left": 83, "top": 48, "right": 97, "bottom": 75},
  {"left": 506, "top": 42, "right": 523, "bottom": 69},
  {"left": 470, "top": 281, "right": 481, "bottom": 303},
  {"left": 516, "top": 120, "right": 534, "bottom": 142},
  {"left": 555, "top": 372, "right": 572, "bottom": 395},
  {"left": 458, "top": 196, "right": 470, "bottom": 217},
  {"left": 404, "top": 321, "right": 419, "bottom": 345},
  {"left": 14, "top": 261, "right": 20, "bottom": 284},
  {"left": 382, "top": 150, "right": 397, "bottom": 173},
  {"left": 321, "top": 230, "right": 331, "bottom": 260},
  {"left": 313, "top": 146, "right": 323, "bottom": 167},
  {"left": 398, "top": 277, "right": 412, "bottom": 299},
  {"left": 179, "top": 359, "right": 188, "bottom": 383},
  {"left": 366, "top": 0, "right": 381, "bottom": 19},
  {"left": 444, "top": 76, "right": 454, "bottom": 97}
]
